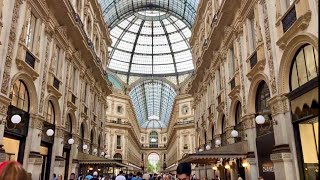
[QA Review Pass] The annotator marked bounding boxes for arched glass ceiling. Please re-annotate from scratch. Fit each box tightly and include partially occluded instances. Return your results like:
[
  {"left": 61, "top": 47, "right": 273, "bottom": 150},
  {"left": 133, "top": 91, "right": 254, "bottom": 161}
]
[
  {"left": 129, "top": 80, "right": 176, "bottom": 128},
  {"left": 98, "top": 0, "right": 199, "bottom": 29},
  {"left": 108, "top": 11, "right": 194, "bottom": 84}
]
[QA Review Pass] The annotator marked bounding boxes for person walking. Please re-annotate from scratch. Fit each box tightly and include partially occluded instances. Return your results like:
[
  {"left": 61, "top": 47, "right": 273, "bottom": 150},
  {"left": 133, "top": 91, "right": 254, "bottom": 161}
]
[
  {"left": 115, "top": 171, "right": 126, "bottom": 180},
  {"left": 237, "top": 174, "right": 243, "bottom": 180},
  {"left": 91, "top": 171, "right": 99, "bottom": 180}
]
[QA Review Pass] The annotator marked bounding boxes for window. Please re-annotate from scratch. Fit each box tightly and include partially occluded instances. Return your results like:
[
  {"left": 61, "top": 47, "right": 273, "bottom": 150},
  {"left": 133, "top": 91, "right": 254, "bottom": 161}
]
[
  {"left": 79, "top": 123, "right": 84, "bottom": 150},
  {"left": 181, "top": 105, "right": 189, "bottom": 115},
  {"left": 247, "top": 15, "right": 256, "bottom": 53},
  {"left": 255, "top": 81, "right": 272, "bottom": 137},
  {"left": 149, "top": 131, "right": 158, "bottom": 148},
  {"left": 116, "top": 135, "right": 121, "bottom": 149},
  {"left": 25, "top": 13, "right": 37, "bottom": 50},
  {"left": 117, "top": 118, "right": 122, "bottom": 124},
  {"left": 86, "top": 17, "right": 92, "bottom": 36},
  {"left": 228, "top": 47, "right": 235, "bottom": 77},
  {"left": 54, "top": 46, "right": 61, "bottom": 76},
  {"left": 117, "top": 106, "right": 123, "bottom": 113},
  {"left": 290, "top": 44, "right": 318, "bottom": 91},
  {"left": 113, "top": 153, "right": 122, "bottom": 162},
  {"left": 71, "top": 66, "right": 77, "bottom": 92},
  {"left": 66, "top": 114, "right": 72, "bottom": 133},
  {"left": 90, "top": 130, "right": 94, "bottom": 154},
  {"left": 84, "top": 83, "right": 88, "bottom": 104},
  {"left": 11, "top": 80, "right": 30, "bottom": 112},
  {"left": 216, "top": 69, "right": 221, "bottom": 91},
  {"left": 183, "top": 135, "right": 188, "bottom": 149},
  {"left": 235, "top": 102, "right": 242, "bottom": 125},
  {"left": 45, "top": 101, "right": 55, "bottom": 124}
]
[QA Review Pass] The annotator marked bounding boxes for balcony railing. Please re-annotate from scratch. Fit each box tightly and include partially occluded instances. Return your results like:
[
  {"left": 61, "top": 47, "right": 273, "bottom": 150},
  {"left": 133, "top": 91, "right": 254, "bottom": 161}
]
[
  {"left": 249, "top": 51, "right": 257, "bottom": 69},
  {"left": 25, "top": 50, "right": 35, "bottom": 69},
  {"left": 282, "top": 5, "right": 297, "bottom": 33}
]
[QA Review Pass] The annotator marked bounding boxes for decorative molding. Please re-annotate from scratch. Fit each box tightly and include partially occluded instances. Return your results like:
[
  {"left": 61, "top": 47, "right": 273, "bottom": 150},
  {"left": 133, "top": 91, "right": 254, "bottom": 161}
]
[
  {"left": 1, "top": 0, "right": 22, "bottom": 94},
  {"left": 39, "top": 36, "right": 51, "bottom": 113},
  {"left": 268, "top": 95, "right": 290, "bottom": 116}
]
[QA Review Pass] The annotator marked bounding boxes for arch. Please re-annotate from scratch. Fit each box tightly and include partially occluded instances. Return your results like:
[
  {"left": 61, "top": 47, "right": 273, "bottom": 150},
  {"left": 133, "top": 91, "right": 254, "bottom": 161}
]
[
  {"left": 65, "top": 109, "right": 77, "bottom": 134},
  {"left": 229, "top": 96, "right": 242, "bottom": 127},
  {"left": 10, "top": 72, "right": 38, "bottom": 114},
  {"left": 216, "top": 112, "right": 226, "bottom": 134},
  {"left": 247, "top": 73, "right": 270, "bottom": 114},
  {"left": 80, "top": 121, "right": 89, "bottom": 140},
  {"left": 113, "top": 153, "right": 122, "bottom": 161},
  {"left": 79, "top": 123, "right": 85, "bottom": 150},
  {"left": 10, "top": 80, "right": 30, "bottom": 112},
  {"left": 278, "top": 33, "right": 318, "bottom": 94},
  {"left": 44, "top": 94, "right": 62, "bottom": 126}
]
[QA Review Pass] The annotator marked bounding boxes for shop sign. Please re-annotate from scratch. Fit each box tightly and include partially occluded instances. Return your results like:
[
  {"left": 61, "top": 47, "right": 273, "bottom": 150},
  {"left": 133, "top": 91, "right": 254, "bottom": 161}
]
[{"left": 262, "top": 166, "right": 274, "bottom": 172}]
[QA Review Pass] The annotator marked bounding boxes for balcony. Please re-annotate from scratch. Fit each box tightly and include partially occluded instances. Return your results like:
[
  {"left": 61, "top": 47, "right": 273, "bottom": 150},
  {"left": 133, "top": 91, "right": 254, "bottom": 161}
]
[
  {"left": 216, "top": 91, "right": 225, "bottom": 112},
  {"left": 246, "top": 43, "right": 266, "bottom": 81},
  {"left": 282, "top": 5, "right": 297, "bottom": 33},
  {"left": 228, "top": 72, "right": 240, "bottom": 100},
  {"left": 25, "top": 50, "right": 36, "bottom": 69},
  {"left": 276, "top": 0, "right": 312, "bottom": 49},
  {"left": 234, "top": 121, "right": 245, "bottom": 143},
  {"left": 47, "top": 73, "right": 62, "bottom": 98},
  {"left": 67, "top": 92, "right": 77, "bottom": 110}
]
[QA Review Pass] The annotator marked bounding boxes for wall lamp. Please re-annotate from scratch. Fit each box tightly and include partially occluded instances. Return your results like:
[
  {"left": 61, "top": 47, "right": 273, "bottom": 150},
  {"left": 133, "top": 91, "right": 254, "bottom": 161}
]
[{"left": 1, "top": 114, "right": 21, "bottom": 130}]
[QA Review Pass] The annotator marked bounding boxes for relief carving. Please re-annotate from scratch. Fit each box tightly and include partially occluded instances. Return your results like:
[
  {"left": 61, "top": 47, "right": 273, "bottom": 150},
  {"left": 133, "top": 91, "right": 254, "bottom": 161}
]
[{"left": 1, "top": 0, "right": 23, "bottom": 94}]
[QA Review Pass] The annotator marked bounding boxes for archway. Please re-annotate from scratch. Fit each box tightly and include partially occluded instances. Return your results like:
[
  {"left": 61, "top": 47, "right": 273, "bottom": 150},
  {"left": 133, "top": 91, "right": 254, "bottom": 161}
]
[{"left": 147, "top": 152, "right": 160, "bottom": 173}]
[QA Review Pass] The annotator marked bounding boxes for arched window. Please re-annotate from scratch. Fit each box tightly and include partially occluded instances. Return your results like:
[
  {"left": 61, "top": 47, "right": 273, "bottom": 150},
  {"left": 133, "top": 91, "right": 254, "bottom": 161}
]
[
  {"left": 211, "top": 124, "right": 215, "bottom": 141},
  {"left": 290, "top": 44, "right": 318, "bottom": 91},
  {"left": 98, "top": 134, "right": 101, "bottom": 155},
  {"left": 90, "top": 129, "right": 94, "bottom": 154},
  {"left": 79, "top": 123, "right": 84, "bottom": 150},
  {"left": 86, "top": 17, "right": 92, "bottom": 36},
  {"left": 11, "top": 80, "right": 30, "bottom": 112},
  {"left": 45, "top": 101, "right": 55, "bottom": 124},
  {"left": 255, "top": 81, "right": 272, "bottom": 137},
  {"left": 149, "top": 131, "right": 158, "bottom": 148},
  {"left": 113, "top": 153, "right": 122, "bottom": 162},
  {"left": 66, "top": 114, "right": 72, "bottom": 134},
  {"left": 221, "top": 115, "right": 226, "bottom": 133},
  {"left": 235, "top": 102, "right": 242, "bottom": 125},
  {"left": 255, "top": 81, "right": 270, "bottom": 114}
]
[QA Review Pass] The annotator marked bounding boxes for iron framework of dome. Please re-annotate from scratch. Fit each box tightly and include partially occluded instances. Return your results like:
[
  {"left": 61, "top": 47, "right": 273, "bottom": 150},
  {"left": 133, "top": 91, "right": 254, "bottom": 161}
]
[
  {"left": 129, "top": 80, "right": 176, "bottom": 129},
  {"left": 98, "top": 0, "right": 199, "bottom": 85}
]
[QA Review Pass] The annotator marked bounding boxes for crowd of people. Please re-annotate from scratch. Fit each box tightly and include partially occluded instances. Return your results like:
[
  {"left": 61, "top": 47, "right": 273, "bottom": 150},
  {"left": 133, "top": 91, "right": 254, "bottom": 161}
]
[
  {"left": 76, "top": 170, "right": 177, "bottom": 180},
  {"left": 0, "top": 160, "right": 255, "bottom": 180}
]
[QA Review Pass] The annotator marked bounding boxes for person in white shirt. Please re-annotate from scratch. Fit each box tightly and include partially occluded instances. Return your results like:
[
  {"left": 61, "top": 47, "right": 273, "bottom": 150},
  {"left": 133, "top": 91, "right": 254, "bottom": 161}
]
[
  {"left": 237, "top": 174, "right": 243, "bottom": 180},
  {"left": 115, "top": 171, "right": 126, "bottom": 180}
]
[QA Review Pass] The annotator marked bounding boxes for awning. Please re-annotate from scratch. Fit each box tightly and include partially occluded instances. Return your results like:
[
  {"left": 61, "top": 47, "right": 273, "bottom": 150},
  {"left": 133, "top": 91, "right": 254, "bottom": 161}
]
[
  {"left": 78, "top": 152, "right": 128, "bottom": 167},
  {"left": 178, "top": 141, "right": 249, "bottom": 164}
]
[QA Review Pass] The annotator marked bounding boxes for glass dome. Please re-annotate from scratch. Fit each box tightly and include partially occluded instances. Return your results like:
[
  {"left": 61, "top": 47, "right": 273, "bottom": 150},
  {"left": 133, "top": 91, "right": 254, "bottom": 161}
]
[
  {"left": 129, "top": 80, "right": 176, "bottom": 128},
  {"left": 108, "top": 10, "right": 194, "bottom": 84}
]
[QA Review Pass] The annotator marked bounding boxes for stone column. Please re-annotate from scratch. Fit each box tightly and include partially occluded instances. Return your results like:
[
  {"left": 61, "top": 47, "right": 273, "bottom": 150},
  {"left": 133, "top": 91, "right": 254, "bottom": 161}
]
[
  {"left": 247, "top": 156, "right": 258, "bottom": 180},
  {"left": 268, "top": 96, "right": 296, "bottom": 180},
  {"left": 70, "top": 135, "right": 80, "bottom": 175},
  {"left": 53, "top": 128, "right": 65, "bottom": 178},
  {"left": 25, "top": 114, "right": 43, "bottom": 180},
  {"left": 242, "top": 114, "right": 259, "bottom": 180},
  {"left": 0, "top": 96, "right": 9, "bottom": 162}
]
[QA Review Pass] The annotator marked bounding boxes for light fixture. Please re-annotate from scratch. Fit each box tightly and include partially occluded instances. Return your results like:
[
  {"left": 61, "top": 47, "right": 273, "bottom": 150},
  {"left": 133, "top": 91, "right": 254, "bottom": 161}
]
[
  {"left": 46, "top": 129, "right": 54, "bottom": 136},
  {"left": 255, "top": 115, "right": 265, "bottom": 124},
  {"left": 212, "top": 166, "right": 217, "bottom": 170},
  {"left": 224, "top": 165, "right": 230, "bottom": 169},
  {"left": 231, "top": 130, "right": 239, "bottom": 138},
  {"left": 93, "top": 149, "right": 97, "bottom": 153},
  {"left": 101, "top": 152, "right": 105, "bottom": 156},
  {"left": 199, "top": 148, "right": 203, "bottom": 152},
  {"left": 83, "top": 144, "right": 88, "bottom": 150},
  {"left": 215, "top": 139, "right": 221, "bottom": 146},
  {"left": 1, "top": 114, "right": 22, "bottom": 130},
  {"left": 89, "top": 167, "right": 93, "bottom": 170},
  {"left": 242, "top": 162, "right": 249, "bottom": 168},
  {"left": 11, "top": 115, "right": 21, "bottom": 124},
  {"left": 205, "top": 144, "right": 211, "bottom": 150},
  {"left": 97, "top": 169, "right": 101, "bottom": 171},
  {"left": 68, "top": 138, "right": 74, "bottom": 145},
  {"left": 105, "top": 154, "right": 110, "bottom": 158},
  {"left": 150, "top": 138, "right": 157, "bottom": 143}
]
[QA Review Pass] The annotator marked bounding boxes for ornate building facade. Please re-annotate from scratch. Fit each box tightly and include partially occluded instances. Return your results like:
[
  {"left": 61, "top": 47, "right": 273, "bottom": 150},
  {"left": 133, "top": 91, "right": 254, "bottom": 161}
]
[{"left": 185, "top": 0, "right": 318, "bottom": 179}]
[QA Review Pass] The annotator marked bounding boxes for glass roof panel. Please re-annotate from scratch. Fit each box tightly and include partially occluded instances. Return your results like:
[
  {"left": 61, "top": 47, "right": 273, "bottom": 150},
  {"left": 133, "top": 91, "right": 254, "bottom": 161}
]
[
  {"left": 129, "top": 80, "right": 177, "bottom": 128},
  {"left": 107, "top": 9, "right": 195, "bottom": 82}
]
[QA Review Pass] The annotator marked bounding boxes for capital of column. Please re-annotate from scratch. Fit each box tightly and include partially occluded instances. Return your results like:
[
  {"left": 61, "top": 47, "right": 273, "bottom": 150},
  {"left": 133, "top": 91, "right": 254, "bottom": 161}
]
[{"left": 268, "top": 95, "right": 290, "bottom": 116}]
